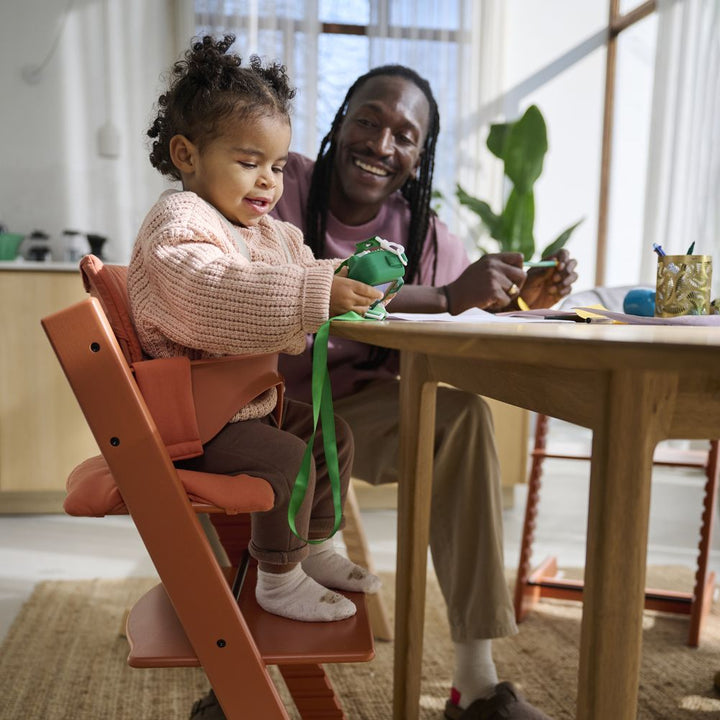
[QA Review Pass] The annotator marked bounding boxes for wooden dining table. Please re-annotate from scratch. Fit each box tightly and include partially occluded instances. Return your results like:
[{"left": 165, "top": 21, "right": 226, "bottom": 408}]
[{"left": 330, "top": 316, "right": 720, "bottom": 720}]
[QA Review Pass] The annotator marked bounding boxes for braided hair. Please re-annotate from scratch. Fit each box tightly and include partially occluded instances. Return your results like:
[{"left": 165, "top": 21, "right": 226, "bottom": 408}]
[
  {"left": 147, "top": 35, "right": 295, "bottom": 180},
  {"left": 305, "top": 64, "right": 441, "bottom": 286}
]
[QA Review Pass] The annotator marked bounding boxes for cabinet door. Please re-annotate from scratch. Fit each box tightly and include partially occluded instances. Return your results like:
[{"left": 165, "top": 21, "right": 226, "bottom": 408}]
[{"left": 0, "top": 270, "right": 99, "bottom": 512}]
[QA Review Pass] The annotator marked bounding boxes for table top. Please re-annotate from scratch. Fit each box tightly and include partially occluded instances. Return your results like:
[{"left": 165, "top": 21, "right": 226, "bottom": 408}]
[
  {"left": 331, "top": 314, "right": 720, "bottom": 720},
  {"left": 330, "top": 317, "right": 720, "bottom": 373}
]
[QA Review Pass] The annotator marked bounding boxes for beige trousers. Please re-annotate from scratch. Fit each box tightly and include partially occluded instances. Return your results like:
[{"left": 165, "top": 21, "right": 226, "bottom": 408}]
[{"left": 334, "top": 379, "right": 518, "bottom": 642}]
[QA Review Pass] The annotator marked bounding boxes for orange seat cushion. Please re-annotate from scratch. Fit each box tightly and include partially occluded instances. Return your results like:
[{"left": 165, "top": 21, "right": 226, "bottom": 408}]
[{"left": 64, "top": 455, "right": 275, "bottom": 517}]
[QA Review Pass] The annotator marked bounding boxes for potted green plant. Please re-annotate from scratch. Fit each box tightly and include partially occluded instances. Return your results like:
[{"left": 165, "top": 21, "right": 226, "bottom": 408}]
[{"left": 455, "top": 104, "right": 583, "bottom": 261}]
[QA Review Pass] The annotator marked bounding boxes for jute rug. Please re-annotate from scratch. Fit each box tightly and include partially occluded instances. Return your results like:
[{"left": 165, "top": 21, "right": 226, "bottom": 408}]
[{"left": 2, "top": 567, "right": 720, "bottom": 719}]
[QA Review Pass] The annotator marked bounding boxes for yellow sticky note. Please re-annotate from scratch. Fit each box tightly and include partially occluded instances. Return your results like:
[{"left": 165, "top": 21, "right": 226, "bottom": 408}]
[{"left": 574, "top": 304, "right": 609, "bottom": 320}]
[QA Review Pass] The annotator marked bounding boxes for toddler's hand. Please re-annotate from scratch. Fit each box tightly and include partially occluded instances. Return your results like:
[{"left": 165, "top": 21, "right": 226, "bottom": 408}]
[{"left": 330, "top": 267, "right": 384, "bottom": 317}]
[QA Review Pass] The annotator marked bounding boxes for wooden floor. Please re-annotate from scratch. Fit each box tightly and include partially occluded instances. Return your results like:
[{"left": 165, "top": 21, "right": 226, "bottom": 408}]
[{"left": 2, "top": 418, "right": 719, "bottom": 644}]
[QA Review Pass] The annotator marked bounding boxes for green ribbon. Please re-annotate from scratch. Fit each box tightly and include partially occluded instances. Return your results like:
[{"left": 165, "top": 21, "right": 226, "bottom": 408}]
[{"left": 287, "top": 311, "right": 367, "bottom": 543}]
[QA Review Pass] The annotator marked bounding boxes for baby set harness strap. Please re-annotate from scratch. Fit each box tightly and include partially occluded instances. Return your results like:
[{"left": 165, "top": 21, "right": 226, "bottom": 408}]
[{"left": 287, "top": 311, "right": 366, "bottom": 543}]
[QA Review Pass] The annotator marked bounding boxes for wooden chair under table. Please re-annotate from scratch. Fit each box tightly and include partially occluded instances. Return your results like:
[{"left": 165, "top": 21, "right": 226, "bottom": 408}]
[
  {"left": 514, "top": 285, "right": 719, "bottom": 647},
  {"left": 515, "top": 412, "right": 719, "bottom": 647}
]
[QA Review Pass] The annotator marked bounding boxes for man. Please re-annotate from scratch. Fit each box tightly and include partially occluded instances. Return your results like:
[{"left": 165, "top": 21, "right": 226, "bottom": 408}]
[{"left": 272, "top": 65, "right": 576, "bottom": 720}]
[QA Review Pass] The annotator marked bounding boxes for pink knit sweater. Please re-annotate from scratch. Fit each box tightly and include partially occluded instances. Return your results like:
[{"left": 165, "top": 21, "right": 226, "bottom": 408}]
[{"left": 128, "top": 189, "right": 336, "bottom": 421}]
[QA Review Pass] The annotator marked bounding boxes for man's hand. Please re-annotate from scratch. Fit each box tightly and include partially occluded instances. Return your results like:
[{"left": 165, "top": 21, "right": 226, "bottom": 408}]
[
  {"left": 444, "top": 249, "right": 578, "bottom": 314},
  {"left": 519, "top": 248, "right": 578, "bottom": 309},
  {"left": 330, "top": 266, "right": 384, "bottom": 317},
  {"left": 445, "top": 252, "right": 526, "bottom": 315}
]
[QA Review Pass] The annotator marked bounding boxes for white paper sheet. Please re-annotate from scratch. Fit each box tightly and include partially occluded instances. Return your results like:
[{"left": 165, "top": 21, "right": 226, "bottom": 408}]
[
  {"left": 387, "top": 307, "right": 550, "bottom": 323},
  {"left": 387, "top": 306, "right": 720, "bottom": 326}
]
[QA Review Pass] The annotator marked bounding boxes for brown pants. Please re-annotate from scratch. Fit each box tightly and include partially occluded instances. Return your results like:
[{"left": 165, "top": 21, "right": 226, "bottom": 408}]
[{"left": 178, "top": 397, "right": 353, "bottom": 565}]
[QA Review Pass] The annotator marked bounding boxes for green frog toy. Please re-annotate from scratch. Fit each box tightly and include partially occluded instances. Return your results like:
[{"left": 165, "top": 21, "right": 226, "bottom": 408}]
[{"left": 335, "top": 236, "right": 407, "bottom": 320}]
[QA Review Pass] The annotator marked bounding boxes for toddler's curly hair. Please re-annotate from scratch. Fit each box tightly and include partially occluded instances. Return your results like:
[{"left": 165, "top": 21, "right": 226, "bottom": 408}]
[{"left": 148, "top": 35, "right": 295, "bottom": 180}]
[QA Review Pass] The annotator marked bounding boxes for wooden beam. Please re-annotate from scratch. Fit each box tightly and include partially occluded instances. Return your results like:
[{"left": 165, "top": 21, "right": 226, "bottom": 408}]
[
  {"left": 595, "top": 0, "right": 620, "bottom": 286},
  {"left": 611, "top": 1, "right": 657, "bottom": 35},
  {"left": 596, "top": 0, "right": 657, "bottom": 285}
]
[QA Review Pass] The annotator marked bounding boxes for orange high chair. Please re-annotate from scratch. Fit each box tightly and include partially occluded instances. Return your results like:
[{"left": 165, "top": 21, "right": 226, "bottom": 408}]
[{"left": 41, "top": 255, "right": 374, "bottom": 719}]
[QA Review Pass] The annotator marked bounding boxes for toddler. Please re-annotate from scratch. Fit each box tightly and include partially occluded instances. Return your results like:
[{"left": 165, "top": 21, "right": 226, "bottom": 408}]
[{"left": 127, "top": 35, "right": 382, "bottom": 623}]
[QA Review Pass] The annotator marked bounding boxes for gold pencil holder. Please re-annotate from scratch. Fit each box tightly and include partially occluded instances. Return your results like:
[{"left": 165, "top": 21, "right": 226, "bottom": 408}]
[{"left": 655, "top": 255, "right": 712, "bottom": 317}]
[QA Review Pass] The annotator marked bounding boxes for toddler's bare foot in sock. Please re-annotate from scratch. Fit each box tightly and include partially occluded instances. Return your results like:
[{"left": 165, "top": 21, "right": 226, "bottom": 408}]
[
  {"left": 256, "top": 564, "right": 357, "bottom": 622},
  {"left": 302, "top": 539, "right": 382, "bottom": 594}
]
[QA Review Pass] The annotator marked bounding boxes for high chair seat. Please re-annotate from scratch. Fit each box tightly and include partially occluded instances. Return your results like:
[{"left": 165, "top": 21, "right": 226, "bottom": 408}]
[{"left": 64, "top": 454, "right": 275, "bottom": 516}]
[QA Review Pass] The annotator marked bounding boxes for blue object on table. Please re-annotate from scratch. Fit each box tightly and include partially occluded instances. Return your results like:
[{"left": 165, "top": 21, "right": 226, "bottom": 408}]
[{"left": 623, "top": 288, "right": 656, "bottom": 317}]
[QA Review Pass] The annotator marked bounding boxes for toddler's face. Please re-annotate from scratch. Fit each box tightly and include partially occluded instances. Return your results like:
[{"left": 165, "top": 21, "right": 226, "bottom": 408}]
[{"left": 185, "top": 113, "right": 291, "bottom": 227}]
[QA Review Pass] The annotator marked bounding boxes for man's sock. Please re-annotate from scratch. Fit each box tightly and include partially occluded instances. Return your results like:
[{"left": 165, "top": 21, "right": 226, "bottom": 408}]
[
  {"left": 450, "top": 638, "right": 499, "bottom": 709},
  {"left": 301, "top": 539, "right": 382, "bottom": 594},
  {"left": 256, "top": 564, "right": 357, "bottom": 622}
]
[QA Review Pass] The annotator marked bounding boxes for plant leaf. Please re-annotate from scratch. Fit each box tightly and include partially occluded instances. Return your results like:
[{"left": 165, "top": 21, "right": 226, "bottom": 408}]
[
  {"left": 456, "top": 183, "right": 500, "bottom": 235},
  {"left": 486, "top": 122, "right": 511, "bottom": 159},
  {"left": 540, "top": 218, "right": 584, "bottom": 259},
  {"left": 498, "top": 188, "right": 535, "bottom": 260},
  {"left": 503, "top": 105, "right": 547, "bottom": 194}
]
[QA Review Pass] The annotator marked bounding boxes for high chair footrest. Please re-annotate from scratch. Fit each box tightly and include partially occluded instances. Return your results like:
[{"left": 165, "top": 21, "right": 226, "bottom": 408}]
[{"left": 126, "top": 565, "right": 374, "bottom": 668}]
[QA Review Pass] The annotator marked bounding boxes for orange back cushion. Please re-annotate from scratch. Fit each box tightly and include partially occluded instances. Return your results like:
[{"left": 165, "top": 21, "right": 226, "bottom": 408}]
[{"left": 79, "top": 254, "right": 145, "bottom": 363}]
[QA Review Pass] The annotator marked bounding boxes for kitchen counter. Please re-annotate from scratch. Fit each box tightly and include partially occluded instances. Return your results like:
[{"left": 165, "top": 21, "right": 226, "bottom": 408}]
[
  {"left": 0, "top": 260, "right": 83, "bottom": 272},
  {"left": 0, "top": 267, "right": 98, "bottom": 512}
]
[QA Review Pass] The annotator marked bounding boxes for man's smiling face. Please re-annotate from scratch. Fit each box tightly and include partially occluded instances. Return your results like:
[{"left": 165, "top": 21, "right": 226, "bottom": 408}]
[{"left": 329, "top": 75, "right": 430, "bottom": 226}]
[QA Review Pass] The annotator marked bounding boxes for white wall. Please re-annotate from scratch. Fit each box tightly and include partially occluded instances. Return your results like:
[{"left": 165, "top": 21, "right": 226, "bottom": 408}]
[{"left": 0, "top": 0, "right": 178, "bottom": 262}]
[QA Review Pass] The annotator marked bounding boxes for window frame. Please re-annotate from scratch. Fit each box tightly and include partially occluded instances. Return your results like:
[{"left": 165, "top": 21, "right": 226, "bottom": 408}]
[{"left": 596, "top": 0, "right": 657, "bottom": 285}]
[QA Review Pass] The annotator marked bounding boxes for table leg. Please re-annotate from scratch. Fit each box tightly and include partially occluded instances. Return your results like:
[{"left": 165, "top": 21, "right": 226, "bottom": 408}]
[
  {"left": 394, "top": 352, "right": 437, "bottom": 720},
  {"left": 577, "top": 370, "right": 677, "bottom": 719}
]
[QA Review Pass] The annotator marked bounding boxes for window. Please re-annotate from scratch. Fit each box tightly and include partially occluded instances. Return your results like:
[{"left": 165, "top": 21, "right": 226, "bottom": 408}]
[
  {"left": 597, "top": 0, "right": 658, "bottom": 285},
  {"left": 605, "top": 10, "right": 658, "bottom": 286},
  {"left": 193, "top": 1, "right": 670, "bottom": 290}
]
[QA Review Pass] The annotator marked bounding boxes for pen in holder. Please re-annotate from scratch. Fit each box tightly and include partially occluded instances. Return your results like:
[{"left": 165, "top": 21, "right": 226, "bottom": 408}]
[{"left": 655, "top": 254, "right": 712, "bottom": 317}]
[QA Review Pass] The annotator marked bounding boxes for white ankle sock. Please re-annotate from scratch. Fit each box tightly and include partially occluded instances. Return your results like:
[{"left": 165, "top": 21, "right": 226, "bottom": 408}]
[
  {"left": 301, "top": 539, "right": 382, "bottom": 594},
  {"left": 451, "top": 639, "right": 499, "bottom": 708},
  {"left": 256, "top": 564, "right": 357, "bottom": 622}
]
